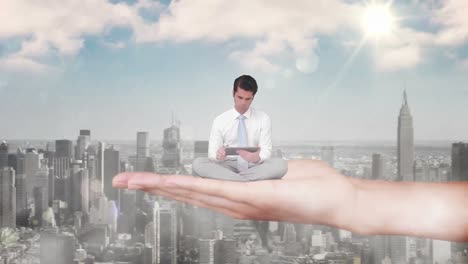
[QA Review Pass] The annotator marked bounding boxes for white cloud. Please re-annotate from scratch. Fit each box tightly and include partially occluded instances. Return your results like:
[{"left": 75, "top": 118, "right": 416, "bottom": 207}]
[
  {"left": 1, "top": 0, "right": 468, "bottom": 74},
  {"left": 0, "top": 0, "right": 151, "bottom": 72},
  {"left": 376, "top": 44, "right": 422, "bottom": 71},
  {"left": 133, "top": 0, "right": 361, "bottom": 73},
  {"left": 433, "top": 0, "right": 468, "bottom": 46},
  {"left": 0, "top": 55, "right": 52, "bottom": 73},
  {"left": 102, "top": 40, "right": 127, "bottom": 50},
  {"left": 295, "top": 52, "right": 319, "bottom": 74}
]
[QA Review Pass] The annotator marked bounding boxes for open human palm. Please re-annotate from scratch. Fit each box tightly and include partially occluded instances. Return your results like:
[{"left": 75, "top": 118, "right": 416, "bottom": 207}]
[{"left": 113, "top": 160, "right": 355, "bottom": 229}]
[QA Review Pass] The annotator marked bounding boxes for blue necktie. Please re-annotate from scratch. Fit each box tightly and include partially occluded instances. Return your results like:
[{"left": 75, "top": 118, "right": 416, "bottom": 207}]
[{"left": 237, "top": 115, "right": 249, "bottom": 172}]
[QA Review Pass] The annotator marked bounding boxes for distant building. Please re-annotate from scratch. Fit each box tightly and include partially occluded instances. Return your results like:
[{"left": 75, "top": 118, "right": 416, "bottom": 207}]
[
  {"left": 372, "top": 153, "right": 384, "bottom": 180},
  {"left": 397, "top": 91, "right": 414, "bottom": 181},
  {"left": 451, "top": 142, "right": 468, "bottom": 181},
  {"left": 40, "top": 230, "right": 76, "bottom": 264},
  {"left": 0, "top": 167, "right": 16, "bottom": 228}
]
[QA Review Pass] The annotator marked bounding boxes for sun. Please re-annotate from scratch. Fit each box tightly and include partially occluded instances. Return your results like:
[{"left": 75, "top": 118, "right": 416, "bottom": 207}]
[{"left": 361, "top": 2, "right": 395, "bottom": 38}]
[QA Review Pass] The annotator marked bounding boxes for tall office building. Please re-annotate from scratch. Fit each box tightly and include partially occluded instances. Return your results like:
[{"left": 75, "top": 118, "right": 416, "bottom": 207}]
[
  {"left": 35, "top": 166, "right": 50, "bottom": 214},
  {"left": 160, "top": 203, "right": 178, "bottom": 264},
  {"left": 7, "top": 153, "right": 17, "bottom": 172},
  {"left": 97, "top": 141, "right": 105, "bottom": 192},
  {"left": 0, "top": 141, "right": 8, "bottom": 169},
  {"left": 70, "top": 163, "right": 89, "bottom": 214},
  {"left": 76, "top": 129, "right": 91, "bottom": 161},
  {"left": 199, "top": 239, "right": 216, "bottom": 264},
  {"left": 53, "top": 157, "right": 70, "bottom": 179},
  {"left": 194, "top": 141, "right": 209, "bottom": 159},
  {"left": 1, "top": 167, "right": 16, "bottom": 228},
  {"left": 413, "top": 159, "right": 428, "bottom": 182},
  {"left": 371, "top": 153, "right": 384, "bottom": 180},
  {"left": 371, "top": 236, "right": 391, "bottom": 264},
  {"left": 15, "top": 173, "right": 27, "bottom": 215},
  {"left": 432, "top": 240, "right": 452, "bottom": 264},
  {"left": 162, "top": 124, "right": 182, "bottom": 169},
  {"left": 214, "top": 239, "right": 238, "bottom": 264},
  {"left": 389, "top": 236, "right": 412, "bottom": 264},
  {"left": 104, "top": 145, "right": 120, "bottom": 201},
  {"left": 397, "top": 91, "right": 414, "bottom": 182},
  {"left": 89, "top": 194, "right": 118, "bottom": 233},
  {"left": 40, "top": 230, "right": 75, "bottom": 264},
  {"left": 25, "top": 150, "right": 42, "bottom": 197},
  {"left": 450, "top": 144, "right": 468, "bottom": 264},
  {"left": 137, "top": 131, "right": 150, "bottom": 158},
  {"left": 145, "top": 201, "right": 161, "bottom": 264},
  {"left": 33, "top": 186, "right": 46, "bottom": 226},
  {"left": 283, "top": 223, "right": 297, "bottom": 243},
  {"left": 55, "top": 139, "right": 74, "bottom": 160},
  {"left": 451, "top": 142, "right": 468, "bottom": 182},
  {"left": 321, "top": 146, "right": 334, "bottom": 168},
  {"left": 118, "top": 189, "right": 136, "bottom": 234}
]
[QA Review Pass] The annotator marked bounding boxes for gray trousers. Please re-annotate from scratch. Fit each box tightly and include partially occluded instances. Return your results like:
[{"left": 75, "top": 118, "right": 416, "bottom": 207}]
[{"left": 192, "top": 157, "right": 288, "bottom": 181}]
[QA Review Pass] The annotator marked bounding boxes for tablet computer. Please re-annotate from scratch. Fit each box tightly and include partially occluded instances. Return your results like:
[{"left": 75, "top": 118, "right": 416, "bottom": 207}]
[{"left": 225, "top": 147, "right": 260, "bottom": 156}]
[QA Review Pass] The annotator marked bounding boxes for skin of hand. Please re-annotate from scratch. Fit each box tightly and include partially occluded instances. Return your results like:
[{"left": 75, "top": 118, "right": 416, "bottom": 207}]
[
  {"left": 237, "top": 148, "right": 261, "bottom": 163},
  {"left": 216, "top": 147, "right": 226, "bottom": 160},
  {"left": 112, "top": 159, "right": 468, "bottom": 242},
  {"left": 113, "top": 159, "right": 354, "bottom": 231}
]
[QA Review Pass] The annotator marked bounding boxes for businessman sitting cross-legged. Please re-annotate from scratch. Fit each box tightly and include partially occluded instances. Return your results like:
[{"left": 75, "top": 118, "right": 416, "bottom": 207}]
[{"left": 192, "top": 75, "right": 288, "bottom": 181}]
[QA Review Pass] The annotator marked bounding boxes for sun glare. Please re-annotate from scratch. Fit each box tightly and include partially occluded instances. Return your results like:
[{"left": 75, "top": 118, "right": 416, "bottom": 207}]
[{"left": 362, "top": 3, "right": 395, "bottom": 38}]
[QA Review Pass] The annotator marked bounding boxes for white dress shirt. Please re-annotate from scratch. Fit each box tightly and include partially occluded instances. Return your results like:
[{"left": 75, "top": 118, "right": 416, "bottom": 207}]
[{"left": 208, "top": 107, "right": 272, "bottom": 163}]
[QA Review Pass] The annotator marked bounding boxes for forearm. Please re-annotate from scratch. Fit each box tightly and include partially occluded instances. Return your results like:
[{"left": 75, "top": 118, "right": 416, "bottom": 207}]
[{"left": 345, "top": 178, "right": 468, "bottom": 242}]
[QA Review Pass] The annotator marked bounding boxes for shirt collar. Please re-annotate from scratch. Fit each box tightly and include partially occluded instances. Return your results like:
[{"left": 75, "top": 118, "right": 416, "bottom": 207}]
[{"left": 232, "top": 107, "right": 252, "bottom": 120}]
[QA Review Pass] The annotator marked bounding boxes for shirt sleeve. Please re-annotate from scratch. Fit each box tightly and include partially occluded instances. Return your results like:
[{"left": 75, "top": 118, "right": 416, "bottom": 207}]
[
  {"left": 208, "top": 117, "right": 223, "bottom": 161},
  {"left": 257, "top": 114, "right": 272, "bottom": 163}
]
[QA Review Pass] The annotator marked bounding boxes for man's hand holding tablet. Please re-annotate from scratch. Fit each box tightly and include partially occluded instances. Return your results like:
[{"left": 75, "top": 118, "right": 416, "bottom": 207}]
[{"left": 225, "top": 147, "right": 260, "bottom": 156}]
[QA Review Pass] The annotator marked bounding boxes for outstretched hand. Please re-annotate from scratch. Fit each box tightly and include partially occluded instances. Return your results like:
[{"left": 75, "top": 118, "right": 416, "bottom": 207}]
[{"left": 113, "top": 160, "right": 356, "bottom": 230}]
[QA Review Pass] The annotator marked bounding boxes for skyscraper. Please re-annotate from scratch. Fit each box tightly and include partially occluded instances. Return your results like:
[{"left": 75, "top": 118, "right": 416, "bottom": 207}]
[
  {"left": 40, "top": 230, "right": 76, "bottom": 264},
  {"left": 104, "top": 145, "right": 120, "bottom": 201},
  {"left": 397, "top": 91, "right": 414, "bottom": 182},
  {"left": 76, "top": 129, "right": 91, "bottom": 161},
  {"left": 97, "top": 141, "right": 105, "bottom": 192},
  {"left": 25, "top": 150, "right": 42, "bottom": 197},
  {"left": 118, "top": 189, "right": 136, "bottom": 234},
  {"left": 55, "top": 140, "right": 74, "bottom": 160},
  {"left": 70, "top": 163, "right": 89, "bottom": 214},
  {"left": 283, "top": 223, "right": 297, "bottom": 243},
  {"left": 160, "top": 203, "right": 178, "bottom": 264},
  {"left": 451, "top": 142, "right": 468, "bottom": 182},
  {"left": 372, "top": 153, "right": 384, "bottom": 180},
  {"left": 0, "top": 167, "right": 16, "bottom": 228},
  {"left": 162, "top": 124, "right": 182, "bottom": 170},
  {"left": 199, "top": 239, "right": 216, "bottom": 264},
  {"left": 371, "top": 236, "right": 391, "bottom": 264},
  {"left": 137, "top": 131, "right": 150, "bottom": 158},
  {"left": 0, "top": 141, "right": 8, "bottom": 169},
  {"left": 450, "top": 144, "right": 468, "bottom": 264},
  {"left": 145, "top": 201, "right": 161, "bottom": 264},
  {"left": 53, "top": 157, "right": 70, "bottom": 179}
]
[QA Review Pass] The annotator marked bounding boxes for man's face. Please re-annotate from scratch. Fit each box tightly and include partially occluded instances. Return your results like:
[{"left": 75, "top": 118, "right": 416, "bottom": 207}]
[{"left": 233, "top": 87, "right": 254, "bottom": 114}]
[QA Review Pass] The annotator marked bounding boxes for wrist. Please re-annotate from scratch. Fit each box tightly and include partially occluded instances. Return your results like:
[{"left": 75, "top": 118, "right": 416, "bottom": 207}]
[{"left": 331, "top": 176, "right": 362, "bottom": 234}]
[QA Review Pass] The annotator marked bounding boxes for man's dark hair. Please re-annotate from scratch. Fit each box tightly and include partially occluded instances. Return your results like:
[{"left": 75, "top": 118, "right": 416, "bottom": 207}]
[{"left": 233, "top": 75, "right": 258, "bottom": 95}]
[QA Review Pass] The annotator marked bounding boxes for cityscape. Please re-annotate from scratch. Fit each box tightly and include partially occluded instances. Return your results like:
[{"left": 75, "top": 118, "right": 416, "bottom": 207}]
[
  {"left": 1, "top": 91, "right": 467, "bottom": 264},
  {"left": 2, "top": 0, "right": 468, "bottom": 263}
]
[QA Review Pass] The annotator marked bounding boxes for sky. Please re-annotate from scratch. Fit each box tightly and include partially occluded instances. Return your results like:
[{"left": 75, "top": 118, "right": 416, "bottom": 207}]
[{"left": 0, "top": 0, "right": 467, "bottom": 142}]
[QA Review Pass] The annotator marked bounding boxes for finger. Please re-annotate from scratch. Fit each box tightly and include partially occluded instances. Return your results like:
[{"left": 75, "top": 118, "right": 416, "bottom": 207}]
[
  {"left": 144, "top": 187, "right": 260, "bottom": 220},
  {"left": 151, "top": 190, "right": 251, "bottom": 220},
  {"left": 127, "top": 173, "right": 256, "bottom": 205},
  {"left": 113, "top": 172, "right": 156, "bottom": 188},
  {"left": 237, "top": 150, "right": 248, "bottom": 159}
]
